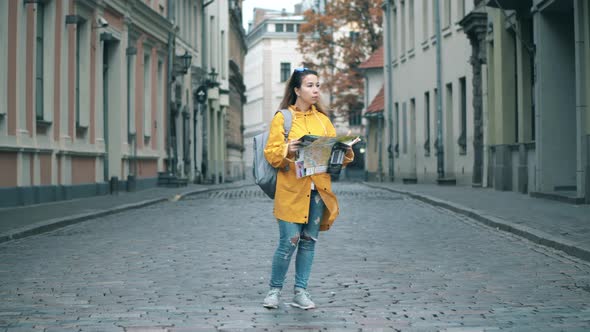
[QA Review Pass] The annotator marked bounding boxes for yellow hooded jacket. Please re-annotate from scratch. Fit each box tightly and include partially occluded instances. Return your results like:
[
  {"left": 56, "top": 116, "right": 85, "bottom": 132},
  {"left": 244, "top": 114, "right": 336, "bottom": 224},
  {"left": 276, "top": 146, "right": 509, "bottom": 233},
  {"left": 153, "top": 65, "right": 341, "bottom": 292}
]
[{"left": 264, "top": 105, "right": 354, "bottom": 231}]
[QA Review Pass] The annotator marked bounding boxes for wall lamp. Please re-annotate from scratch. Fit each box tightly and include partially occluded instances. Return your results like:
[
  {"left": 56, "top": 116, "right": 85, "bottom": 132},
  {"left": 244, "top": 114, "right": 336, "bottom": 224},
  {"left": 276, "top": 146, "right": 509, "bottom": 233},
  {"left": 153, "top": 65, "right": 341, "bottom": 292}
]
[
  {"left": 173, "top": 51, "right": 192, "bottom": 76},
  {"left": 206, "top": 68, "right": 220, "bottom": 88}
]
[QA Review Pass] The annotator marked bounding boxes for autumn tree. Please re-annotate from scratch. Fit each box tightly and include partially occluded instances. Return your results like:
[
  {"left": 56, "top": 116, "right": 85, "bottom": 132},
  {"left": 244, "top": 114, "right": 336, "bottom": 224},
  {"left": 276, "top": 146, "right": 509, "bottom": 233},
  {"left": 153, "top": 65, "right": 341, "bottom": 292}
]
[{"left": 298, "top": 0, "right": 382, "bottom": 122}]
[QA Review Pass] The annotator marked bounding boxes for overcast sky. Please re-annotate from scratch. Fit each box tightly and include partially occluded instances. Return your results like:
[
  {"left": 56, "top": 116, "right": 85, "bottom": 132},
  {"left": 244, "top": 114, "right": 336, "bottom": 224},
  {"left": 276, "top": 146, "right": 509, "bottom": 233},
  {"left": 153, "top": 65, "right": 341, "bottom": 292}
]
[{"left": 242, "top": 0, "right": 302, "bottom": 31}]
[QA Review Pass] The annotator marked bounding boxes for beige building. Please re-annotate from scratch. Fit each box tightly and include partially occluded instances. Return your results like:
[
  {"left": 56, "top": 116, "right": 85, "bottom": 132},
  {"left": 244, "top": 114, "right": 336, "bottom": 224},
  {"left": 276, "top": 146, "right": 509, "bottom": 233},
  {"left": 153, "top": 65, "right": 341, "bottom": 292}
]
[
  {"left": 378, "top": 0, "right": 590, "bottom": 204},
  {"left": 226, "top": 0, "right": 247, "bottom": 182},
  {"left": 0, "top": 0, "right": 173, "bottom": 206},
  {"left": 382, "top": 0, "right": 475, "bottom": 185},
  {"left": 359, "top": 47, "right": 385, "bottom": 181}
]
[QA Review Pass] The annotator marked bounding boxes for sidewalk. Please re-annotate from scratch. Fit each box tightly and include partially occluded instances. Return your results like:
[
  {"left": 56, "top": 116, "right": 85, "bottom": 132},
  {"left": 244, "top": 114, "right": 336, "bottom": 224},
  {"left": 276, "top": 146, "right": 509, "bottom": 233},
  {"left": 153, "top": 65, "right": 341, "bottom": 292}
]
[
  {"left": 365, "top": 182, "right": 590, "bottom": 263},
  {"left": 0, "top": 180, "right": 251, "bottom": 244}
]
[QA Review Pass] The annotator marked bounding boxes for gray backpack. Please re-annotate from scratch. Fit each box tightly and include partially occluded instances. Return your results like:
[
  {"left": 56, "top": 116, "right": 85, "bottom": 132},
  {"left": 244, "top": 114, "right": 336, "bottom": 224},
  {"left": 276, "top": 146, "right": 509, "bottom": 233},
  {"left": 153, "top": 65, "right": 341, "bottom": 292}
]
[{"left": 253, "top": 110, "right": 293, "bottom": 199}]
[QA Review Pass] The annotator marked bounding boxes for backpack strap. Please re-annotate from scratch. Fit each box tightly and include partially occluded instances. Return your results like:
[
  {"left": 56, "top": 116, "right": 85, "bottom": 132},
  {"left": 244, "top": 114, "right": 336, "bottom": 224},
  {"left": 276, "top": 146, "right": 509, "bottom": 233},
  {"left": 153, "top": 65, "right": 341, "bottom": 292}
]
[{"left": 276, "top": 109, "right": 293, "bottom": 142}]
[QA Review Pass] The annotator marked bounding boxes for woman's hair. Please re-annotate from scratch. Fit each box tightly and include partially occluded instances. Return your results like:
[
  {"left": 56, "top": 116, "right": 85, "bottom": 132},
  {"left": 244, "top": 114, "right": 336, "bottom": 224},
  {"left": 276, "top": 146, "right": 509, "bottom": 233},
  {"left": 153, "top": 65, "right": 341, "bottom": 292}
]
[{"left": 278, "top": 68, "right": 328, "bottom": 117}]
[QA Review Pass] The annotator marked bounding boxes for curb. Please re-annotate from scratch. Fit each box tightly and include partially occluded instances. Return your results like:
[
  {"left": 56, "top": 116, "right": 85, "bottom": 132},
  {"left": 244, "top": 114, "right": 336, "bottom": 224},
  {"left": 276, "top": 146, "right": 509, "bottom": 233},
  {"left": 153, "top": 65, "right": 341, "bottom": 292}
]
[
  {"left": 0, "top": 184, "right": 253, "bottom": 245},
  {"left": 364, "top": 182, "right": 590, "bottom": 263}
]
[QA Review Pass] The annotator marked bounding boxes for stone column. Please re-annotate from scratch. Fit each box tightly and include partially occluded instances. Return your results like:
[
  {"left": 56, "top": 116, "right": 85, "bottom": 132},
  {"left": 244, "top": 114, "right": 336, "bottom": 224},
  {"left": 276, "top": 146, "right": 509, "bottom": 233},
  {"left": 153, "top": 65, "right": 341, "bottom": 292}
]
[{"left": 459, "top": 2, "right": 488, "bottom": 187}]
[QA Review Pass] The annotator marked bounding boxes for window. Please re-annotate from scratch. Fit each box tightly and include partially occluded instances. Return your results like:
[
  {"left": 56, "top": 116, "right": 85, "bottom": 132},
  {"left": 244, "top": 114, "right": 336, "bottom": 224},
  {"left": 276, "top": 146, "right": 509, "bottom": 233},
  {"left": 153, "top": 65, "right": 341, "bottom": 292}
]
[
  {"left": 349, "top": 31, "right": 360, "bottom": 42},
  {"left": 286, "top": 23, "right": 294, "bottom": 32},
  {"left": 0, "top": 0, "right": 6, "bottom": 117},
  {"left": 445, "top": 82, "right": 453, "bottom": 152},
  {"left": 401, "top": 0, "right": 406, "bottom": 54},
  {"left": 72, "top": 12, "right": 92, "bottom": 132},
  {"left": 424, "top": 91, "right": 431, "bottom": 156},
  {"left": 198, "top": 5, "right": 201, "bottom": 45},
  {"left": 392, "top": 7, "right": 398, "bottom": 59},
  {"left": 157, "top": 59, "right": 164, "bottom": 148},
  {"left": 349, "top": 109, "right": 362, "bottom": 127},
  {"left": 402, "top": 102, "right": 407, "bottom": 154},
  {"left": 76, "top": 22, "right": 80, "bottom": 126},
  {"left": 444, "top": 0, "right": 451, "bottom": 28},
  {"left": 221, "top": 30, "right": 226, "bottom": 79},
  {"left": 433, "top": 88, "right": 438, "bottom": 150},
  {"left": 458, "top": 0, "right": 465, "bottom": 20},
  {"left": 76, "top": 18, "right": 91, "bottom": 129},
  {"left": 35, "top": 2, "right": 45, "bottom": 120},
  {"left": 459, "top": 77, "right": 467, "bottom": 154},
  {"left": 395, "top": 102, "right": 399, "bottom": 157},
  {"left": 209, "top": 16, "right": 215, "bottom": 69},
  {"left": 432, "top": 0, "right": 436, "bottom": 37},
  {"left": 127, "top": 45, "right": 137, "bottom": 137},
  {"left": 422, "top": 0, "right": 428, "bottom": 41},
  {"left": 409, "top": 0, "right": 415, "bottom": 50},
  {"left": 275, "top": 23, "right": 284, "bottom": 32},
  {"left": 143, "top": 52, "right": 151, "bottom": 139},
  {"left": 280, "top": 62, "right": 290, "bottom": 82}
]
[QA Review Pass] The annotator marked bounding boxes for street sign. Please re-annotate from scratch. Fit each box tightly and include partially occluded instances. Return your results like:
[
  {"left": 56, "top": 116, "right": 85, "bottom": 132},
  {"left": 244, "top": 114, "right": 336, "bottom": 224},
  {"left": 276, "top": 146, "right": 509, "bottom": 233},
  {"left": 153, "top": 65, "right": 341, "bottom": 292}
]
[{"left": 196, "top": 85, "right": 208, "bottom": 104}]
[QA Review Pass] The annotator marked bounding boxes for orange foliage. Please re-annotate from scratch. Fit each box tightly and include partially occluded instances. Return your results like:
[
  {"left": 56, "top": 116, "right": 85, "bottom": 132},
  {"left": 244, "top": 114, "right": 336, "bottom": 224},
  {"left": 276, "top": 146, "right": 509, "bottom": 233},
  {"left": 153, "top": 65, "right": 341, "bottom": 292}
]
[{"left": 298, "top": 0, "right": 383, "bottom": 119}]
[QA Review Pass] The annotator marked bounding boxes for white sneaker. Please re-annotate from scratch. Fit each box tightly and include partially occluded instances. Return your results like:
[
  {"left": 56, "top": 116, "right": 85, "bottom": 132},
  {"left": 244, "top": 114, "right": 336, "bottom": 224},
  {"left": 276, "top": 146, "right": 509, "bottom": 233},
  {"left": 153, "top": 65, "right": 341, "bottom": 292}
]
[
  {"left": 291, "top": 287, "right": 316, "bottom": 309},
  {"left": 263, "top": 288, "right": 281, "bottom": 309}
]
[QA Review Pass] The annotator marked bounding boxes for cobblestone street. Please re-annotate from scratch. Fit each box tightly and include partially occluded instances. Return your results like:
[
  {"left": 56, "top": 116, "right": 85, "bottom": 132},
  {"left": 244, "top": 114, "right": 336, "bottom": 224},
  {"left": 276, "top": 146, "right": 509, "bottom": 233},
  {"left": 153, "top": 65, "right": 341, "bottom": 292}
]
[{"left": 1, "top": 183, "right": 590, "bottom": 331}]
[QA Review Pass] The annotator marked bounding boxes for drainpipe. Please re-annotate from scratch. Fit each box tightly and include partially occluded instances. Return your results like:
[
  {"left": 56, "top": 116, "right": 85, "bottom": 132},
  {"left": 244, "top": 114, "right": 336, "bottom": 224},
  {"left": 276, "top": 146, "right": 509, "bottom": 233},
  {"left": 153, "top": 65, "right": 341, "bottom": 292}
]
[
  {"left": 385, "top": 0, "right": 395, "bottom": 182},
  {"left": 434, "top": 0, "right": 445, "bottom": 179}
]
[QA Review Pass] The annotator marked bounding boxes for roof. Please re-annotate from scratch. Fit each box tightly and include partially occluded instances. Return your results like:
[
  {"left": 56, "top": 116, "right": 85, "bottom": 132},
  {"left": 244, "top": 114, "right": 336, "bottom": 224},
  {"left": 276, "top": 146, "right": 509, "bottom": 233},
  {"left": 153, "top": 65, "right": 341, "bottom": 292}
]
[
  {"left": 359, "top": 45, "right": 384, "bottom": 69},
  {"left": 364, "top": 86, "right": 384, "bottom": 116}
]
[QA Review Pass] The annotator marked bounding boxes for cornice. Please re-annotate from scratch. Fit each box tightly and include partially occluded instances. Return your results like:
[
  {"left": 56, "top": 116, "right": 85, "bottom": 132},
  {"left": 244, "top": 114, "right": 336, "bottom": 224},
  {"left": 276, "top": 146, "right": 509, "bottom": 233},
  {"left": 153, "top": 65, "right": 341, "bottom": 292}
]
[
  {"left": 104, "top": 0, "right": 127, "bottom": 15},
  {"left": 459, "top": 11, "right": 488, "bottom": 41},
  {"left": 125, "top": 0, "right": 173, "bottom": 44}
]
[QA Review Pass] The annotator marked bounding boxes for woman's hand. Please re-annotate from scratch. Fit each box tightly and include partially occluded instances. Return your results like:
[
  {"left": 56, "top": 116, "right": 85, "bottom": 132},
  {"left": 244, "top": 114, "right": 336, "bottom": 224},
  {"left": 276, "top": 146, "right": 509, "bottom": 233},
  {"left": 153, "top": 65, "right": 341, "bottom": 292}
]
[
  {"left": 287, "top": 139, "right": 300, "bottom": 158},
  {"left": 346, "top": 136, "right": 361, "bottom": 153}
]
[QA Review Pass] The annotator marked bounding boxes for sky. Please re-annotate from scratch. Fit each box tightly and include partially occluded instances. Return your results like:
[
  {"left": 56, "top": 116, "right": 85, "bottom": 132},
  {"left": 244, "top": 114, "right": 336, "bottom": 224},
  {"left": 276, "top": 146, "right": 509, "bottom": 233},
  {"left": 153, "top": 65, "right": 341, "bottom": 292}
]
[{"left": 242, "top": 0, "right": 303, "bottom": 31}]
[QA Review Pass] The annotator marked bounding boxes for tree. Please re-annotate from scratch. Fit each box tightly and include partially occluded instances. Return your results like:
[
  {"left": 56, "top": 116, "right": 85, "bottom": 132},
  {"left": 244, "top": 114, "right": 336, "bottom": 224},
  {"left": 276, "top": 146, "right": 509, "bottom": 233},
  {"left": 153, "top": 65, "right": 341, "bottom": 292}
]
[{"left": 298, "top": 0, "right": 382, "bottom": 122}]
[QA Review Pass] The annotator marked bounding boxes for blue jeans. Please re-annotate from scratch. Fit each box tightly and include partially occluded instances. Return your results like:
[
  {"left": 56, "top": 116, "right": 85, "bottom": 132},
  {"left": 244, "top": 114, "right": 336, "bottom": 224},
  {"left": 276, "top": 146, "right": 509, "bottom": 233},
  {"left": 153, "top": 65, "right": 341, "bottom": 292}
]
[{"left": 269, "top": 190, "right": 325, "bottom": 290}]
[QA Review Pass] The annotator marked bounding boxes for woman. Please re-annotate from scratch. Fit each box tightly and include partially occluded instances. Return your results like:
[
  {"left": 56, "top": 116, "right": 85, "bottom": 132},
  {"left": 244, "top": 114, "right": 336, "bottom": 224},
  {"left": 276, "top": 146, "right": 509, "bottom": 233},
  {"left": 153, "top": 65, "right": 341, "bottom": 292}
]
[{"left": 262, "top": 68, "right": 355, "bottom": 309}]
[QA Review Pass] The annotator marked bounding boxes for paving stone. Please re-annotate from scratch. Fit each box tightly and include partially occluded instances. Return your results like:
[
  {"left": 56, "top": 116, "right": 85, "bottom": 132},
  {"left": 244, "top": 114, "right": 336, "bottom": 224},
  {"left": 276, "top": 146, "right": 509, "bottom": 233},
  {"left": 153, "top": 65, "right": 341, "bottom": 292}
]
[{"left": 1, "top": 184, "right": 590, "bottom": 329}]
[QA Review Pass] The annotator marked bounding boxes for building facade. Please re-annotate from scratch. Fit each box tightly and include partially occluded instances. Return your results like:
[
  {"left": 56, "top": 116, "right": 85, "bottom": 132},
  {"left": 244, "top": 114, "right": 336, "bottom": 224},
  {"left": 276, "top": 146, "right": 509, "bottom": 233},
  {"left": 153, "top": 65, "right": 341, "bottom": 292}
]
[
  {"left": 470, "top": 0, "right": 590, "bottom": 203},
  {"left": 226, "top": 0, "right": 247, "bottom": 182},
  {"left": 360, "top": 47, "right": 385, "bottom": 181},
  {"left": 199, "top": 0, "right": 230, "bottom": 184},
  {"left": 0, "top": 0, "right": 173, "bottom": 207},
  {"left": 167, "top": 0, "right": 204, "bottom": 185},
  {"left": 0, "top": 0, "right": 247, "bottom": 207},
  {"left": 379, "top": 0, "right": 589, "bottom": 204},
  {"left": 243, "top": 7, "right": 306, "bottom": 178},
  {"left": 383, "top": 0, "right": 475, "bottom": 185}
]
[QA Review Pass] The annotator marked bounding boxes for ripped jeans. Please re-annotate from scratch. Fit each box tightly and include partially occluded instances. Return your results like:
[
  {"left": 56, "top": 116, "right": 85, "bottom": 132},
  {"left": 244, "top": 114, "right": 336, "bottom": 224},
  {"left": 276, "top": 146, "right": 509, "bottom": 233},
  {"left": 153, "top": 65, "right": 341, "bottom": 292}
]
[{"left": 269, "top": 190, "right": 325, "bottom": 290}]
